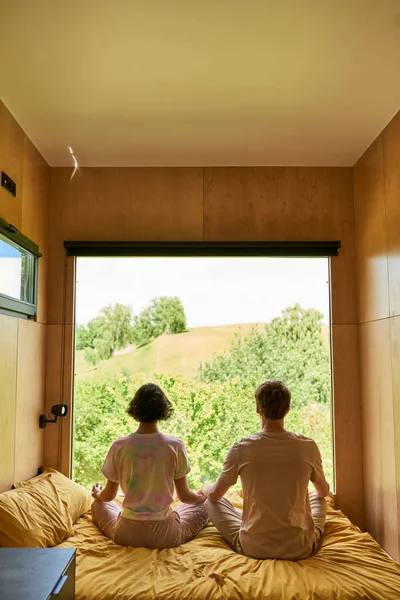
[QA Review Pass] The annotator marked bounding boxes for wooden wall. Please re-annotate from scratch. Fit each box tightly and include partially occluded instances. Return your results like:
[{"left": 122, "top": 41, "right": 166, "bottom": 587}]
[
  {"left": 47, "top": 165, "right": 365, "bottom": 527},
  {"left": 354, "top": 110, "right": 400, "bottom": 560},
  {"left": 0, "top": 100, "right": 50, "bottom": 491}
]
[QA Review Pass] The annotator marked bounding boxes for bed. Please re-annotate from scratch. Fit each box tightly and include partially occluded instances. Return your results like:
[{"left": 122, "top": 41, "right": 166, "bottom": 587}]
[
  {"left": 59, "top": 495, "right": 400, "bottom": 600},
  {"left": 1, "top": 470, "right": 400, "bottom": 600}
]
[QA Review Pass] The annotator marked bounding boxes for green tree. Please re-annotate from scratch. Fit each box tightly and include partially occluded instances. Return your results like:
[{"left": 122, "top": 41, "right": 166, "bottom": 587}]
[
  {"left": 152, "top": 296, "right": 187, "bottom": 335},
  {"left": 199, "top": 305, "right": 330, "bottom": 409},
  {"left": 102, "top": 304, "right": 133, "bottom": 351},
  {"left": 131, "top": 306, "right": 156, "bottom": 347},
  {"left": 78, "top": 304, "right": 133, "bottom": 365},
  {"left": 75, "top": 324, "right": 92, "bottom": 350},
  {"left": 132, "top": 297, "right": 187, "bottom": 347}
]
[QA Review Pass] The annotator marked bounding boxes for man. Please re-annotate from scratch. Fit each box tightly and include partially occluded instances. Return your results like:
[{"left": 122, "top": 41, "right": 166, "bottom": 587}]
[{"left": 201, "top": 380, "right": 329, "bottom": 560}]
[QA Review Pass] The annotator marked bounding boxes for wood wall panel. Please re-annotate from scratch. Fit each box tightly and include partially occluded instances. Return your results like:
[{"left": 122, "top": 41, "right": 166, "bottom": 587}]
[
  {"left": 390, "top": 315, "right": 400, "bottom": 556},
  {"left": 0, "top": 101, "right": 50, "bottom": 491},
  {"left": 331, "top": 324, "right": 364, "bottom": 527},
  {"left": 295, "top": 168, "right": 354, "bottom": 242},
  {"left": 60, "top": 323, "right": 75, "bottom": 476},
  {"left": 44, "top": 323, "right": 74, "bottom": 474},
  {"left": 0, "top": 101, "right": 24, "bottom": 229},
  {"left": 329, "top": 248, "right": 357, "bottom": 326},
  {"left": 354, "top": 138, "right": 389, "bottom": 324},
  {"left": 383, "top": 112, "right": 400, "bottom": 319},
  {"left": 203, "top": 167, "right": 353, "bottom": 240},
  {"left": 14, "top": 320, "right": 46, "bottom": 483},
  {"left": 203, "top": 167, "right": 304, "bottom": 242},
  {"left": 353, "top": 108, "right": 400, "bottom": 561},
  {"left": 44, "top": 325, "right": 64, "bottom": 470},
  {"left": 0, "top": 316, "right": 18, "bottom": 491},
  {"left": 359, "top": 319, "right": 398, "bottom": 558},
  {"left": 46, "top": 243, "right": 67, "bottom": 327},
  {"left": 50, "top": 167, "right": 204, "bottom": 242}
]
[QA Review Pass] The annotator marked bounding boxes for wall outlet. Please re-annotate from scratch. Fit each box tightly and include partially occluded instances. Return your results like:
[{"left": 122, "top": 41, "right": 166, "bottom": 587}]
[{"left": 1, "top": 171, "right": 16, "bottom": 197}]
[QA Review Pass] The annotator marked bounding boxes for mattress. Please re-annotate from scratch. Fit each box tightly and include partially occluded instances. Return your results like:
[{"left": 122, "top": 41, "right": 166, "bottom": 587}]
[{"left": 58, "top": 493, "right": 400, "bottom": 600}]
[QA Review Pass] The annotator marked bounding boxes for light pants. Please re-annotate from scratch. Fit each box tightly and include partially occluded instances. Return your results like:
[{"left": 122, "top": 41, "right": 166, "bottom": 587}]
[
  {"left": 205, "top": 492, "right": 327, "bottom": 558},
  {"left": 91, "top": 500, "right": 208, "bottom": 549}
]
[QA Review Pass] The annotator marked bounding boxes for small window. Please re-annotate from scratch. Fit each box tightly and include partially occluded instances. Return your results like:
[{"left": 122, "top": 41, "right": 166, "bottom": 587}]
[{"left": 0, "top": 218, "right": 41, "bottom": 319}]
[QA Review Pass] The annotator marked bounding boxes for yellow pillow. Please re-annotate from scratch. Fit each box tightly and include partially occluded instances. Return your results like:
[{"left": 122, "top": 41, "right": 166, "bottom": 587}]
[
  {"left": 0, "top": 477, "right": 73, "bottom": 547},
  {"left": 15, "top": 468, "right": 92, "bottom": 523}
]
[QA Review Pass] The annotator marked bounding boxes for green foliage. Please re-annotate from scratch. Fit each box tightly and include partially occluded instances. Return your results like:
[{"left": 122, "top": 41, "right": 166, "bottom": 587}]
[
  {"left": 77, "top": 298, "right": 187, "bottom": 365},
  {"left": 75, "top": 324, "right": 92, "bottom": 351},
  {"left": 102, "top": 304, "right": 134, "bottom": 350},
  {"left": 130, "top": 307, "right": 155, "bottom": 347},
  {"left": 73, "top": 375, "right": 133, "bottom": 486},
  {"left": 77, "top": 304, "right": 133, "bottom": 365},
  {"left": 199, "top": 305, "right": 330, "bottom": 409},
  {"left": 132, "top": 297, "right": 187, "bottom": 347}
]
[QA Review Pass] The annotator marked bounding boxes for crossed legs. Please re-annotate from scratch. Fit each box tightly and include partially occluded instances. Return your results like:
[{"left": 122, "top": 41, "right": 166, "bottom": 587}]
[
  {"left": 205, "top": 493, "right": 327, "bottom": 556},
  {"left": 204, "top": 497, "right": 243, "bottom": 553},
  {"left": 91, "top": 500, "right": 208, "bottom": 548}
]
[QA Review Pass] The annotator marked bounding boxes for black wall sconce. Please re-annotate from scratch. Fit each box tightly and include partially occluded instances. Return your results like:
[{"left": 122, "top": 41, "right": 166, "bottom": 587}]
[{"left": 39, "top": 404, "right": 68, "bottom": 429}]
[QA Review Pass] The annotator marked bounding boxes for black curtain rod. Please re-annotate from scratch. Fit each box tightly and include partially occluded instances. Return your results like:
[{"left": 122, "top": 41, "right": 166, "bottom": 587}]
[{"left": 64, "top": 241, "right": 340, "bottom": 257}]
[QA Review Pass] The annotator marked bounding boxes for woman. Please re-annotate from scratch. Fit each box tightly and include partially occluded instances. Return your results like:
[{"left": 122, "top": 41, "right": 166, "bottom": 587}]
[{"left": 91, "top": 383, "right": 207, "bottom": 548}]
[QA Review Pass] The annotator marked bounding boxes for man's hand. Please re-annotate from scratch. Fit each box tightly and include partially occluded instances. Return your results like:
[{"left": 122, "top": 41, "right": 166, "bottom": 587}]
[
  {"left": 201, "top": 478, "right": 231, "bottom": 502},
  {"left": 91, "top": 483, "right": 103, "bottom": 501}
]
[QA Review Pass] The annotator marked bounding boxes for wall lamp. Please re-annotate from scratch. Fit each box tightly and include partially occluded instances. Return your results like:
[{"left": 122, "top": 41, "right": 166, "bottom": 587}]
[{"left": 39, "top": 404, "right": 68, "bottom": 429}]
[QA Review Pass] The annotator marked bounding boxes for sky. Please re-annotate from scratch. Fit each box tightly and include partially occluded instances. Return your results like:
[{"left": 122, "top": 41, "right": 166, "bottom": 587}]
[
  {"left": 75, "top": 257, "right": 330, "bottom": 328},
  {"left": 1, "top": 238, "right": 22, "bottom": 299}
]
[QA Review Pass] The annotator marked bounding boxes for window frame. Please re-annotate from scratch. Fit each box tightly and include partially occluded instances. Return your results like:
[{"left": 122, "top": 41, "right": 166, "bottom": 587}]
[{"left": 0, "top": 217, "right": 42, "bottom": 320}]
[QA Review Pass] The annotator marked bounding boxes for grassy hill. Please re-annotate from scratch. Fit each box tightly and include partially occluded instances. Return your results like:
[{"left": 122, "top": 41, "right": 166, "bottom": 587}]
[
  {"left": 75, "top": 323, "right": 266, "bottom": 381},
  {"left": 75, "top": 322, "right": 330, "bottom": 382}
]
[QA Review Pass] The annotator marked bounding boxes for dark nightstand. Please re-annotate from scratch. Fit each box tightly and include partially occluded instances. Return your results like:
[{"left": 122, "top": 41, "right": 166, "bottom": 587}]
[{"left": 0, "top": 548, "right": 76, "bottom": 600}]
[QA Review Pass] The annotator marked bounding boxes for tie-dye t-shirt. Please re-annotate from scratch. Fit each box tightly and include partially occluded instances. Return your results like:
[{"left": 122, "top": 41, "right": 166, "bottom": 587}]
[{"left": 102, "top": 432, "right": 190, "bottom": 520}]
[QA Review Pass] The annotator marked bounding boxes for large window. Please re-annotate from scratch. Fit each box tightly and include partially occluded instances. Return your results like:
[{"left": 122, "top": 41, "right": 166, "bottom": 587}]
[
  {"left": 72, "top": 255, "right": 333, "bottom": 492},
  {"left": 0, "top": 219, "right": 41, "bottom": 319}
]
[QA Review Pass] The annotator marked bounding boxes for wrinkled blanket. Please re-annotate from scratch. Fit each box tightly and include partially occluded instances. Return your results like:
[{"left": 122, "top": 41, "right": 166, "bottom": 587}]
[{"left": 59, "top": 492, "right": 400, "bottom": 600}]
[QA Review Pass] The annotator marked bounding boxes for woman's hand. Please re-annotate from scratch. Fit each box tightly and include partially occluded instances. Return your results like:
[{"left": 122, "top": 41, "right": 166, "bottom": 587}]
[
  {"left": 200, "top": 484, "right": 212, "bottom": 499},
  {"left": 194, "top": 490, "right": 207, "bottom": 504},
  {"left": 91, "top": 483, "right": 103, "bottom": 501},
  {"left": 175, "top": 476, "right": 207, "bottom": 504}
]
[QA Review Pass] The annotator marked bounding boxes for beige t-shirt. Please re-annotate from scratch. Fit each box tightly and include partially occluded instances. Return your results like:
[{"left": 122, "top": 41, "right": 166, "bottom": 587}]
[{"left": 220, "top": 430, "right": 325, "bottom": 560}]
